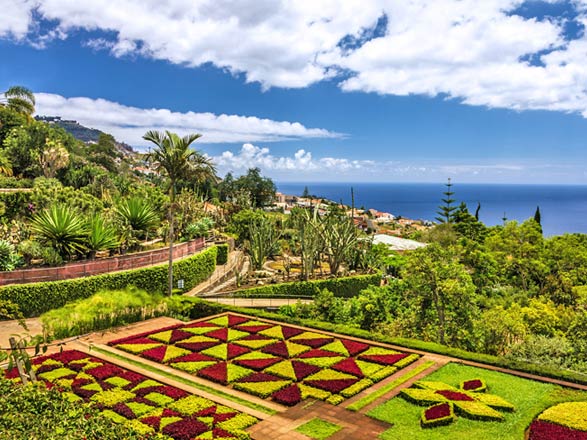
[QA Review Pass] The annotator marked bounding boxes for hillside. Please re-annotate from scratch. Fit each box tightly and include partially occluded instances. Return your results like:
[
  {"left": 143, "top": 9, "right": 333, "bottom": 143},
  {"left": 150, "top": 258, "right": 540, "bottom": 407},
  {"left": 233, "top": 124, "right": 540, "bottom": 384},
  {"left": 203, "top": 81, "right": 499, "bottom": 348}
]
[{"left": 35, "top": 115, "right": 135, "bottom": 156}]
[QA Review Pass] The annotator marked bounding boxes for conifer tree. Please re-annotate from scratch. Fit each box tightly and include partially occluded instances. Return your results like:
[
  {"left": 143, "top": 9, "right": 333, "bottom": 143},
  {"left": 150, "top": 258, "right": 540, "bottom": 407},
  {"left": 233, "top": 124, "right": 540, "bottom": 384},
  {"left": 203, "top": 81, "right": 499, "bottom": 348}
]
[
  {"left": 435, "top": 178, "right": 457, "bottom": 223},
  {"left": 534, "top": 205, "right": 541, "bottom": 225}
]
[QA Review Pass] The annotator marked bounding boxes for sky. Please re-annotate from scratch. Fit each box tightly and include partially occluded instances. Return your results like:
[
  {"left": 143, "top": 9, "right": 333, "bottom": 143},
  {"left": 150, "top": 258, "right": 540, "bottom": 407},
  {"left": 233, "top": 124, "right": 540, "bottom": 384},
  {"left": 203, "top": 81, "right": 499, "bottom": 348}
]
[{"left": 1, "top": 0, "right": 587, "bottom": 183}]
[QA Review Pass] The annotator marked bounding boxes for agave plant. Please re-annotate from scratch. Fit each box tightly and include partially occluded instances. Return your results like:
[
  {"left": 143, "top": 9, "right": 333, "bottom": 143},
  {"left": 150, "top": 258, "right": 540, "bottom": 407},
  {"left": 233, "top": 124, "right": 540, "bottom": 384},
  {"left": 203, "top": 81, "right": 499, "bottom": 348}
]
[
  {"left": 0, "top": 239, "right": 22, "bottom": 271},
  {"left": 30, "top": 205, "right": 88, "bottom": 259},
  {"left": 86, "top": 215, "right": 119, "bottom": 256},
  {"left": 116, "top": 197, "right": 160, "bottom": 238}
]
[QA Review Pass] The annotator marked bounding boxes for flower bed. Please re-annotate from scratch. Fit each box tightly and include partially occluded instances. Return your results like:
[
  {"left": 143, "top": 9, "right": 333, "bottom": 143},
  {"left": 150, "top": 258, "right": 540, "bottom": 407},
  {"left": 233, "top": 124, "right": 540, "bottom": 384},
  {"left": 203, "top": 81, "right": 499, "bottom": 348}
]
[
  {"left": 528, "top": 402, "right": 587, "bottom": 439},
  {"left": 6, "top": 350, "right": 257, "bottom": 440},
  {"left": 400, "top": 379, "right": 515, "bottom": 427},
  {"left": 110, "top": 313, "right": 419, "bottom": 406}
]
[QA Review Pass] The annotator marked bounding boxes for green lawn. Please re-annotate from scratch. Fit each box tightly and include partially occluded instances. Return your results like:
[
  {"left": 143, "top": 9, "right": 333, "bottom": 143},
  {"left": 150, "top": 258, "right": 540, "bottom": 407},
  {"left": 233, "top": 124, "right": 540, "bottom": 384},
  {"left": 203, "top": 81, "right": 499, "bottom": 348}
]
[
  {"left": 368, "top": 362, "right": 587, "bottom": 440},
  {"left": 296, "top": 418, "right": 343, "bottom": 440}
]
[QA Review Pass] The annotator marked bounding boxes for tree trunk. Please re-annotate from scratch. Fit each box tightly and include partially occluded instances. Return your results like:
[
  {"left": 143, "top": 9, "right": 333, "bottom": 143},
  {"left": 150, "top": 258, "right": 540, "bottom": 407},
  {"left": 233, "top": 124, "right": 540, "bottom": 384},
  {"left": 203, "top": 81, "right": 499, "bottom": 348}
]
[{"left": 168, "top": 183, "right": 175, "bottom": 296}]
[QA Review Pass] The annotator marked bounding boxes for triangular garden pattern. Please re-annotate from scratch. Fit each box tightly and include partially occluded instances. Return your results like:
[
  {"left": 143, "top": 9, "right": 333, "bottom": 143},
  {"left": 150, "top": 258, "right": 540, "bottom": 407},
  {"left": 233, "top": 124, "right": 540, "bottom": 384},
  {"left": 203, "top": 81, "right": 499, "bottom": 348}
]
[{"left": 109, "top": 313, "right": 420, "bottom": 406}]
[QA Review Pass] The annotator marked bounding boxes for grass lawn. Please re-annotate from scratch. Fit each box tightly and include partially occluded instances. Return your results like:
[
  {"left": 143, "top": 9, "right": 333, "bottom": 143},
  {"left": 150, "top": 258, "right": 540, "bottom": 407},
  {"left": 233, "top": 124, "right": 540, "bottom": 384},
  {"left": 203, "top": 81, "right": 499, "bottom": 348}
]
[
  {"left": 296, "top": 418, "right": 342, "bottom": 439},
  {"left": 368, "top": 362, "right": 587, "bottom": 440}
]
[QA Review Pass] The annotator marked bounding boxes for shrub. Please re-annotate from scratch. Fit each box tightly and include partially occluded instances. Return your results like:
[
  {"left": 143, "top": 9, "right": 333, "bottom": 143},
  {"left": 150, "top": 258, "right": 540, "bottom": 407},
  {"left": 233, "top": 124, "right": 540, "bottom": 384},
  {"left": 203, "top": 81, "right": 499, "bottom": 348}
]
[
  {"left": 233, "top": 273, "right": 381, "bottom": 298},
  {"left": 40, "top": 286, "right": 168, "bottom": 340},
  {"left": 0, "top": 377, "right": 143, "bottom": 439},
  {"left": 0, "top": 239, "right": 22, "bottom": 271},
  {"left": 30, "top": 204, "right": 88, "bottom": 258},
  {"left": 0, "top": 246, "right": 218, "bottom": 317},
  {"left": 216, "top": 243, "right": 229, "bottom": 265}
]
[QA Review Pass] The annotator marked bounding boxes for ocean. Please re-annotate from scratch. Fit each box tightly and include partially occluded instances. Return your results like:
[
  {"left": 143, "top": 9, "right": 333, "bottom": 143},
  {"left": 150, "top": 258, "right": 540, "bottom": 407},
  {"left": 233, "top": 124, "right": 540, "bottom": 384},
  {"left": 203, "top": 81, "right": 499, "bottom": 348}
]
[{"left": 275, "top": 182, "right": 587, "bottom": 237}]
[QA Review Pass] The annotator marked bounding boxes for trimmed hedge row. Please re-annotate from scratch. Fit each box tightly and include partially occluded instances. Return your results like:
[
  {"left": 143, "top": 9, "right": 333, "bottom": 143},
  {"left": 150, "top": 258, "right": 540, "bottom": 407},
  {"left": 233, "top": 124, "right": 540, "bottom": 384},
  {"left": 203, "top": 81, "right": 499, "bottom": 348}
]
[
  {"left": 0, "top": 246, "right": 218, "bottom": 318},
  {"left": 233, "top": 273, "right": 382, "bottom": 298},
  {"left": 177, "top": 297, "right": 587, "bottom": 386},
  {"left": 216, "top": 243, "right": 229, "bottom": 265}
]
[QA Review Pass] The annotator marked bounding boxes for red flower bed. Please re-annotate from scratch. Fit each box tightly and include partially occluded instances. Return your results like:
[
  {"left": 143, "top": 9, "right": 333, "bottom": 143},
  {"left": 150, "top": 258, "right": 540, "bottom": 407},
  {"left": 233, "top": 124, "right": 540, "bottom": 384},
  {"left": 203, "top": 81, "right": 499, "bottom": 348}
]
[
  {"left": 85, "top": 364, "right": 124, "bottom": 380},
  {"left": 237, "top": 372, "right": 284, "bottom": 383},
  {"left": 168, "top": 329, "right": 194, "bottom": 343},
  {"left": 462, "top": 379, "right": 483, "bottom": 390},
  {"left": 140, "top": 345, "right": 168, "bottom": 363},
  {"left": 339, "top": 339, "right": 369, "bottom": 356},
  {"left": 528, "top": 420, "right": 587, "bottom": 440},
  {"left": 227, "top": 315, "right": 250, "bottom": 326},
  {"left": 435, "top": 390, "right": 473, "bottom": 401},
  {"left": 272, "top": 384, "right": 302, "bottom": 406},
  {"left": 112, "top": 403, "right": 137, "bottom": 419},
  {"left": 171, "top": 352, "right": 217, "bottom": 363},
  {"left": 331, "top": 358, "right": 363, "bottom": 377},
  {"left": 297, "top": 349, "right": 340, "bottom": 358},
  {"left": 359, "top": 353, "right": 408, "bottom": 365},
  {"left": 235, "top": 324, "right": 273, "bottom": 333},
  {"left": 161, "top": 418, "right": 210, "bottom": 440},
  {"left": 280, "top": 326, "right": 305, "bottom": 339},
  {"left": 175, "top": 341, "right": 219, "bottom": 351},
  {"left": 425, "top": 402, "right": 452, "bottom": 419},
  {"left": 261, "top": 341, "right": 290, "bottom": 358},
  {"left": 292, "top": 338, "right": 333, "bottom": 348},
  {"left": 233, "top": 357, "right": 281, "bottom": 371},
  {"left": 292, "top": 361, "right": 320, "bottom": 380},
  {"left": 227, "top": 343, "right": 250, "bottom": 359},
  {"left": 198, "top": 362, "right": 228, "bottom": 384},
  {"left": 305, "top": 379, "right": 359, "bottom": 393}
]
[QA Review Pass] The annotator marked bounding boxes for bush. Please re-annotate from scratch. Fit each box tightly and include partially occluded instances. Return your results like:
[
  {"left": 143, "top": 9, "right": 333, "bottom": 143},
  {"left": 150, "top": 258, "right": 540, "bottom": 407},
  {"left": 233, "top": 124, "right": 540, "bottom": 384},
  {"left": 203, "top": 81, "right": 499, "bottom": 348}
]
[
  {"left": 41, "top": 286, "right": 169, "bottom": 340},
  {"left": 0, "top": 246, "right": 218, "bottom": 317},
  {"left": 233, "top": 274, "right": 381, "bottom": 298},
  {"left": 216, "top": 243, "right": 229, "bottom": 265},
  {"left": 0, "top": 240, "right": 22, "bottom": 271},
  {"left": 0, "top": 377, "right": 145, "bottom": 440}
]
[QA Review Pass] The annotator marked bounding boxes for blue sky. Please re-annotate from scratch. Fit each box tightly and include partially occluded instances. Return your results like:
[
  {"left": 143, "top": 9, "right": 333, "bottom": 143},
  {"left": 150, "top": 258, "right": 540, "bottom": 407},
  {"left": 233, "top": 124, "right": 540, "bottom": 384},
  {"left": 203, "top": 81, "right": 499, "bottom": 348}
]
[{"left": 2, "top": 0, "right": 587, "bottom": 183}]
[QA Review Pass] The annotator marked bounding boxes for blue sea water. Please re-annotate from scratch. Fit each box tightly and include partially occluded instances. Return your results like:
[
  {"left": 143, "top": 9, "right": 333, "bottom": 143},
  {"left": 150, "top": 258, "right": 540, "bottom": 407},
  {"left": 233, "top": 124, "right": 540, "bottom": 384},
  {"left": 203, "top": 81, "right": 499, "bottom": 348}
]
[{"left": 275, "top": 182, "right": 587, "bottom": 237}]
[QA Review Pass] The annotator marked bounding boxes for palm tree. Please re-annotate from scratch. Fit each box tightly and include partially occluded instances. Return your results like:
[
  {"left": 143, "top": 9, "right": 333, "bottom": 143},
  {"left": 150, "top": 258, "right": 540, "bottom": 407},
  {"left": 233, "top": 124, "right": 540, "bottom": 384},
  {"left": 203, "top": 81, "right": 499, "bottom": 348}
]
[
  {"left": 0, "top": 86, "right": 36, "bottom": 116},
  {"left": 143, "top": 130, "right": 216, "bottom": 295}
]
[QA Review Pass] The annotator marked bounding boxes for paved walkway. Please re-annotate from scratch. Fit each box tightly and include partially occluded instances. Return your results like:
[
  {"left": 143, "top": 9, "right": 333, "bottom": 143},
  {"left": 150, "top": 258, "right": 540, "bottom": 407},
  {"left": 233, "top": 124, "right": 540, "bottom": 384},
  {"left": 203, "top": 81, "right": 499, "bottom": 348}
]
[
  {"left": 186, "top": 250, "right": 244, "bottom": 296},
  {"left": 248, "top": 399, "right": 391, "bottom": 440},
  {"left": 201, "top": 297, "right": 313, "bottom": 308}
]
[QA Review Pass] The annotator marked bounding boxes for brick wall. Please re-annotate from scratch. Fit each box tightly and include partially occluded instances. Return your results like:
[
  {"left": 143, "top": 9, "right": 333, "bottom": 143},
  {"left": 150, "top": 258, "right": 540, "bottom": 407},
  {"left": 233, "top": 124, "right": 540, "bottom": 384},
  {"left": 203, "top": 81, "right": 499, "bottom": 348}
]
[{"left": 0, "top": 238, "right": 205, "bottom": 286}]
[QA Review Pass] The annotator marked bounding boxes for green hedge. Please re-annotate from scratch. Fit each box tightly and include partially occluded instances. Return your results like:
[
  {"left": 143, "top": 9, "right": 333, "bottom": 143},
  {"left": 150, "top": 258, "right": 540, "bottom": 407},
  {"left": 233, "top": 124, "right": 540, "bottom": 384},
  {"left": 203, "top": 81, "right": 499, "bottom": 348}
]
[
  {"left": 0, "top": 246, "right": 218, "bottom": 318},
  {"left": 176, "top": 297, "right": 587, "bottom": 387},
  {"left": 233, "top": 273, "right": 381, "bottom": 298},
  {"left": 216, "top": 244, "right": 229, "bottom": 265}
]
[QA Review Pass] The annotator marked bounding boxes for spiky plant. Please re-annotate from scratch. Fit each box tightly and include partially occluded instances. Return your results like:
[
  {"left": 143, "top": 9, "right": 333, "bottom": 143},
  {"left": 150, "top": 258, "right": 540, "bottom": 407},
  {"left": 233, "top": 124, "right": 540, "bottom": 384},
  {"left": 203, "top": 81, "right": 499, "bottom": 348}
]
[
  {"left": 0, "top": 86, "right": 35, "bottom": 116},
  {"left": 30, "top": 205, "right": 88, "bottom": 259},
  {"left": 116, "top": 197, "right": 160, "bottom": 238},
  {"left": 86, "top": 215, "right": 119, "bottom": 256}
]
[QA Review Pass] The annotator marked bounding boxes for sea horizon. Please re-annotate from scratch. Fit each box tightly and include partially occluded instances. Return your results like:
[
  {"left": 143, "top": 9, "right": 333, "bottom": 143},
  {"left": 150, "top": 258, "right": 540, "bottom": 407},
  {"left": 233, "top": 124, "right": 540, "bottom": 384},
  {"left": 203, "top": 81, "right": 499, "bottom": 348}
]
[{"left": 276, "top": 182, "right": 587, "bottom": 237}]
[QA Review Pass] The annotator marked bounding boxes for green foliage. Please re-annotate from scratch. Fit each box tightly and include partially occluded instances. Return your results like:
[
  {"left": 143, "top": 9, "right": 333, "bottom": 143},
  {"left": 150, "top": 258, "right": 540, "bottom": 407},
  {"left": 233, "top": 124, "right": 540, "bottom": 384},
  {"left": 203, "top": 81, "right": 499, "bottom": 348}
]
[
  {"left": 227, "top": 209, "right": 268, "bottom": 244},
  {"left": 85, "top": 215, "right": 119, "bottom": 255},
  {"left": 219, "top": 168, "right": 276, "bottom": 208},
  {"left": 0, "top": 106, "right": 27, "bottom": 143},
  {"left": 0, "top": 377, "right": 144, "bottom": 440},
  {"left": 0, "top": 239, "right": 22, "bottom": 271},
  {"left": 41, "top": 286, "right": 168, "bottom": 339},
  {"left": 1, "top": 86, "right": 35, "bottom": 116},
  {"left": 233, "top": 273, "right": 381, "bottom": 298},
  {"left": 246, "top": 215, "right": 281, "bottom": 270},
  {"left": 435, "top": 178, "right": 457, "bottom": 224},
  {"left": 0, "top": 245, "right": 218, "bottom": 317},
  {"left": 216, "top": 243, "right": 229, "bottom": 265},
  {"left": 184, "top": 217, "right": 214, "bottom": 239},
  {"left": 30, "top": 204, "right": 88, "bottom": 258},
  {"left": 116, "top": 197, "right": 160, "bottom": 238}
]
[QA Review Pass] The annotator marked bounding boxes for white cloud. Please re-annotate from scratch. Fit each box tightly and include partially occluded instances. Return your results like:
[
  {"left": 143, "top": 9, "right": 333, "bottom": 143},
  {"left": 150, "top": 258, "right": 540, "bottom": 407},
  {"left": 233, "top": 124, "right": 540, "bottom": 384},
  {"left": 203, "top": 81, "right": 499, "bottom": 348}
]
[
  {"left": 34, "top": 93, "right": 341, "bottom": 147},
  {"left": 213, "top": 143, "right": 375, "bottom": 174},
  {"left": 0, "top": 0, "right": 37, "bottom": 39},
  {"left": 6, "top": 1, "right": 587, "bottom": 117}
]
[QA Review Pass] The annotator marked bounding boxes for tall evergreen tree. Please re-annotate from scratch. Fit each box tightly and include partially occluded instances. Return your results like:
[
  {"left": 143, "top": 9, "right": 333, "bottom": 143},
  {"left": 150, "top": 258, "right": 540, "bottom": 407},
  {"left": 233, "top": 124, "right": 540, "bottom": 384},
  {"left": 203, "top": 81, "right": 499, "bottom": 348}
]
[
  {"left": 534, "top": 206, "right": 541, "bottom": 225},
  {"left": 302, "top": 186, "right": 310, "bottom": 198},
  {"left": 435, "top": 178, "right": 457, "bottom": 223},
  {"left": 475, "top": 202, "right": 481, "bottom": 221}
]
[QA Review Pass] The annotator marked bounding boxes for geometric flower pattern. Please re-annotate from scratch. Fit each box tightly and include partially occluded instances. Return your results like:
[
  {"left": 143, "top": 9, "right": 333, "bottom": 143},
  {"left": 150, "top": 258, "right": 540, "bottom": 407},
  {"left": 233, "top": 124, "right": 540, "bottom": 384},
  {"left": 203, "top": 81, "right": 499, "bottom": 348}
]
[
  {"left": 109, "top": 313, "right": 420, "bottom": 407},
  {"left": 8, "top": 349, "right": 257, "bottom": 440},
  {"left": 400, "top": 379, "right": 515, "bottom": 427}
]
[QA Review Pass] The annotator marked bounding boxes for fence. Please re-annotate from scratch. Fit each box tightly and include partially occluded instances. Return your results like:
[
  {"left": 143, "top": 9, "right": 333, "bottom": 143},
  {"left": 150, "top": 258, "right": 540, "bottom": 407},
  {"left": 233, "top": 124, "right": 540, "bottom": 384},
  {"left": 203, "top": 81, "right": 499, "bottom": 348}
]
[{"left": 0, "top": 238, "right": 205, "bottom": 286}]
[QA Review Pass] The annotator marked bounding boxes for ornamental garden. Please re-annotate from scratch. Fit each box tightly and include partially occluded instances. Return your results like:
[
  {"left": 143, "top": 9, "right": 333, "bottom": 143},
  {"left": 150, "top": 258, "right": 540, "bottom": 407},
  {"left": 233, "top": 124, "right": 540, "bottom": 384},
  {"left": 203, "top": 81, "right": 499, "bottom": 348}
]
[{"left": 4, "top": 312, "right": 587, "bottom": 440}]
